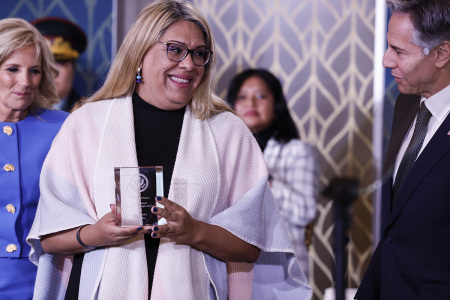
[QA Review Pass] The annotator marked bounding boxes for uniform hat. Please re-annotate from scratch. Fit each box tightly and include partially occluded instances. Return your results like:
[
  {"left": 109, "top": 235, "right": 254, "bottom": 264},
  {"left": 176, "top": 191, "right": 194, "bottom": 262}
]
[{"left": 31, "top": 17, "right": 87, "bottom": 60}]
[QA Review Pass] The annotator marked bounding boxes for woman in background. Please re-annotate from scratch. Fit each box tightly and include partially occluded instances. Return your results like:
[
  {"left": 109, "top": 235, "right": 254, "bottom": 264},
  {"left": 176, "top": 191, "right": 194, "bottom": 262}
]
[
  {"left": 227, "top": 68, "right": 318, "bottom": 278},
  {"left": 0, "top": 18, "right": 68, "bottom": 299}
]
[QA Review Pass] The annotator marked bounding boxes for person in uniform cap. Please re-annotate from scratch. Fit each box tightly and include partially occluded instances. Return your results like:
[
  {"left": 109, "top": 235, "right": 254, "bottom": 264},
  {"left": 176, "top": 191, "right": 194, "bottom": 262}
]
[{"left": 31, "top": 17, "right": 87, "bottom": 112}]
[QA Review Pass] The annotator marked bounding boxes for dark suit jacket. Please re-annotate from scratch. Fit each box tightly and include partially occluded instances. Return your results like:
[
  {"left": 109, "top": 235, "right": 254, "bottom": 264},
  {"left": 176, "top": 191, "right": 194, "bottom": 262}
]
[
  {"left": 355, "top": 93, "right": 450, "bottom": 300},
  {"left": 59, "top": 88, "right": 81, "bottom": 112}
]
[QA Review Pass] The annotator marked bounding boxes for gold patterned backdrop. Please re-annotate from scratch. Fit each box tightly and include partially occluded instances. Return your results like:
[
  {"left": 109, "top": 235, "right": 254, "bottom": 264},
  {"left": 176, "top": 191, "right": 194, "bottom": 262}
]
[{"left": 190, "top": 0, "right": 377, "bottom": 298}]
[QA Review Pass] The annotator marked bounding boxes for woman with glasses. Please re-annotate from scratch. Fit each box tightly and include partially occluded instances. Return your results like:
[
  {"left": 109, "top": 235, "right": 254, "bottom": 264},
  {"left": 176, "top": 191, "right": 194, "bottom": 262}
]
[{"left": 27, "top": 1, "right": 311, "bottom": 299}]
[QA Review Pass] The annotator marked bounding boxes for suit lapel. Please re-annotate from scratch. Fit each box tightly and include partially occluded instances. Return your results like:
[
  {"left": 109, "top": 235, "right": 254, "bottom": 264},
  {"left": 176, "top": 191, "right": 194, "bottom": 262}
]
[
  {"left": 383, "top": 94, "right": 421, "bottom": 172},
  {"left": 385, "top": 112, "right": 450, "bottom": 228},
  {"left": 381, "top": 94, "right": 420, "bottom": 225}
]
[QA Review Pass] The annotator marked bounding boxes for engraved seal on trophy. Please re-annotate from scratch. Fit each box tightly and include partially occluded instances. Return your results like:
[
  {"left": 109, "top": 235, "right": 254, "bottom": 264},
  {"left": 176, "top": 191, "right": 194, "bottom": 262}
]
[{"left": 139, "top": 173, "right": 149, "bottom": 192}]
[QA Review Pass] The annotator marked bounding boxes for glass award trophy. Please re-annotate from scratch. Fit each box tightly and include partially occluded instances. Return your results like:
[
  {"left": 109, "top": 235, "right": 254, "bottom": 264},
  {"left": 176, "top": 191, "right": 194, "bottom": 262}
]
[{"left": 114, "top": 166, "right": 164, "bottom": 227}]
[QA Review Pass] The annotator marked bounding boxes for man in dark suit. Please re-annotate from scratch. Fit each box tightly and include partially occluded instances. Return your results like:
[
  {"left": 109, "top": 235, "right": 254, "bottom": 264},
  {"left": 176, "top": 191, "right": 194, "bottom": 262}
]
[
  {"left": 355, "top": 0, "right": 450, "bottom": 299},
  {"left": 32, "top": 17, "right": 87, "bottom": 112}
]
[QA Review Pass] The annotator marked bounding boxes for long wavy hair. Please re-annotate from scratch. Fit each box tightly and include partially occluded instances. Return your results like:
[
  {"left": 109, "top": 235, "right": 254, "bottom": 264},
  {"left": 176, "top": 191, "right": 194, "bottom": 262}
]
[
  {"left": 86, "top": 0, "right": 233, "bottom": 119},
  {"left": 0, "top": 18, "right": 59, "bottom": 112},
  {"left": 226, "top": 68, "right": 300, "bottom": 143}
]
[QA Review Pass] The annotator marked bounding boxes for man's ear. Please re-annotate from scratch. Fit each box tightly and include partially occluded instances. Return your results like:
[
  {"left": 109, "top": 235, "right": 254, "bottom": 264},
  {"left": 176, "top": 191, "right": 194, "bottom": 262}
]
[{"left": 435, "top": 41, "right": 450, "bottom": 69}]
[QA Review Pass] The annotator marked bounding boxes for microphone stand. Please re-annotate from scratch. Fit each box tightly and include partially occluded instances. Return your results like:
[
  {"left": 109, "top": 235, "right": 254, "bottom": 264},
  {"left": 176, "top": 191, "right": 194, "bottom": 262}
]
[{"left": 323, "top": 177, "right": 359, "bottom": 300}]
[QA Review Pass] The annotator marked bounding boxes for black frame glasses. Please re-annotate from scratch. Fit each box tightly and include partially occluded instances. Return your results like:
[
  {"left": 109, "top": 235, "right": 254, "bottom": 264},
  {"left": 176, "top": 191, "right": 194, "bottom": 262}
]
[{"left": 157, "top": 41, "right": 213, "bottom": 66}]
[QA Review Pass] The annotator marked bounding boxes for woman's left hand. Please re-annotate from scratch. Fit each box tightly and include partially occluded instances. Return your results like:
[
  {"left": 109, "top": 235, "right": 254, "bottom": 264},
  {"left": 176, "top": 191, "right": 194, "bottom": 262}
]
[
  {"left": 149, "top": 196, "right": 201, "bottom": 245},
  {"left": 149, "top": 196, "right": 260, "bottom": 262}
]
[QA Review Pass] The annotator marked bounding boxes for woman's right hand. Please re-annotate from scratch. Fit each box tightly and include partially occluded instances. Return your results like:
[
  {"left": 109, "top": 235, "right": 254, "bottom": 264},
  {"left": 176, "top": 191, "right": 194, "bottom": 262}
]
[
  {"left": 40, "top": 206, "right": 151, "bottom": 255},
  {"left": 82, "top": 206, "right": 150, "bottom": 247}
]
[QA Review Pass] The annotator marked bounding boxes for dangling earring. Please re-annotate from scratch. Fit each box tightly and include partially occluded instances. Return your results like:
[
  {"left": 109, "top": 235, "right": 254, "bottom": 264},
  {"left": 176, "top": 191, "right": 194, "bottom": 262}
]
[{"left": 136, "top": 67, "right": 142, "bottom": 83}]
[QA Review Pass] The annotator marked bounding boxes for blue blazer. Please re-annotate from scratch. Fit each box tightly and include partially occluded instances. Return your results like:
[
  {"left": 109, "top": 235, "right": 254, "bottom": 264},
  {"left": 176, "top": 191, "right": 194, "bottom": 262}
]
[
  {"left": 355, "top": 94, "right": 450, "bottom": 300},
  {"left": 0, "top": 108, "right": 68, "bottom": 299}
]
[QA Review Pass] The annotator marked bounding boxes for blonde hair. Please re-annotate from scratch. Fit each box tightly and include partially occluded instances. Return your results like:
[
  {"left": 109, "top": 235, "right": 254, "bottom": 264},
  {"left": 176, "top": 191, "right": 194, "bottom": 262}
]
[
  {"left": 86, "top": 0, "right": 233, "bottom": 119},
  {"left": 0, "top": 18, "right": 59, "bottom": 112}
]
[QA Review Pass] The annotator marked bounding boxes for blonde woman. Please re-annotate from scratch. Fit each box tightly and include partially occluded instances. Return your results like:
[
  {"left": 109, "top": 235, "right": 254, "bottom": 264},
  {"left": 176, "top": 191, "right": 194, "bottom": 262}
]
[
  {"left": 27, "top": 1, "right": 311, "bottom": 299},
  {"left": 0, "top": 18, "right": 68, "bottom": 299}
]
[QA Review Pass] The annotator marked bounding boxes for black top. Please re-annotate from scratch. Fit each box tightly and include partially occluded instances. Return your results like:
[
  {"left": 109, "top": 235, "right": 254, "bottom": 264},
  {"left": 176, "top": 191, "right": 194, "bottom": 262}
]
[
  {"left": 254, "top": 126, "right": 275, "bottom": 151},
  {"left": 133, "top": 92, "right": 184, "bottom": 296},
  {"left": 65, "top": 93, "right": 185, "bottom": 299},
  {"left": 132, "top": 92, "right": 185, "bottom": 195}
]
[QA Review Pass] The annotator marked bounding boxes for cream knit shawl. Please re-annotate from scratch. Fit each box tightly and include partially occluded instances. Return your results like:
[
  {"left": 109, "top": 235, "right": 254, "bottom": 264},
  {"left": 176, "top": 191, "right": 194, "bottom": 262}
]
[{"left": 27, "top": 96, "right": 312, "bottom": 300}]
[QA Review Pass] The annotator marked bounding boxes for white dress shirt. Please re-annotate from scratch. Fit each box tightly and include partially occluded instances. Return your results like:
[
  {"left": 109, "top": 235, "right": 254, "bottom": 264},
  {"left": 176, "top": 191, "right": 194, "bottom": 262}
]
[{"left": 393, "top": 84, "right": 450, "bottom": 181}]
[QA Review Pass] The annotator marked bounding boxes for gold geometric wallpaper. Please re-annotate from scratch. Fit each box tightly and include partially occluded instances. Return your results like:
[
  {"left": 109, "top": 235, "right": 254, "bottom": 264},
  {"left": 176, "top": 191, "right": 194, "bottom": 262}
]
[{"left": 191, "top": 0, "right": 377, "bottom": 299}]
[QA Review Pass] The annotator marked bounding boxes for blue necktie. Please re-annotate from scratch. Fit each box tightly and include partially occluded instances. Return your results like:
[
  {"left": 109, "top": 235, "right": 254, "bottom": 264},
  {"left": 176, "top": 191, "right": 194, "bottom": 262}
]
[{"left": 392, "top": 102, "right": 432, "bottom": 210}]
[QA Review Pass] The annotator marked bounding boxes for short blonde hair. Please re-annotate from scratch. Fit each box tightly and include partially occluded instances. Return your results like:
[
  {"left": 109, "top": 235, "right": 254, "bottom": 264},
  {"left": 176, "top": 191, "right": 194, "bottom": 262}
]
[
  {"left": 0, "top": 18, "right": 59, "bottom": 111},
  {"left": 87, "top": 0, "right": 233, "bottom": 119}
]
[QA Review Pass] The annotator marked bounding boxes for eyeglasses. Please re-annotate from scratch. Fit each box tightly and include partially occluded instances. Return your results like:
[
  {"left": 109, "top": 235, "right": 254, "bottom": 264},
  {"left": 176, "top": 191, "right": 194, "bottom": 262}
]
[{"left": 157, "top": 41, "right": 213, "bottom": 66}]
